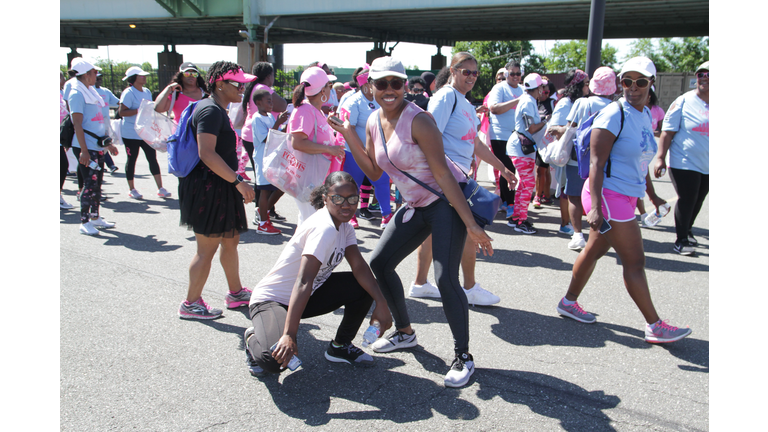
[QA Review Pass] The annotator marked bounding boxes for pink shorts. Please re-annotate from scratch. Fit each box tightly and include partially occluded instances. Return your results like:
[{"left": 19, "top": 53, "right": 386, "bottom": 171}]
[{"left": 581, "top": 179, "right": 638, "bottom": 222}]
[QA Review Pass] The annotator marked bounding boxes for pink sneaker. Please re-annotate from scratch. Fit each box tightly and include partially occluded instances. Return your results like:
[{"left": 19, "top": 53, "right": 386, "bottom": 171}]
[
  {"left": 225, "top": 287, "right": 252, "bottom": 309},
  {"left": 349, "top": 215, "right": 359, "bottom": 229},
  {"left": 380, "top": 213, "right": 393, "bottom": 229}
]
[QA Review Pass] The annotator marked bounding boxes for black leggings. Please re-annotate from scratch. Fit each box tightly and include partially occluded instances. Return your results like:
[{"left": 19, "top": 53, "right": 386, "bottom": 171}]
[
  {"left": 73, "top": 148, "right": 105, "bottom": 223},
  {"left": 491, "top": 139, "right": 517, "bottom": 205},
  {"left": 123, "top": 138, "right": 161, "bottom": 181},
  {"left": 669, "top": 168, "right": 709, "bottom": 242},
  {"left": 247, "top": 272, "right": 373, "bottom": 374},
  {"left": 60, "top": 146, "right": 69, "bottom": 191},
  {"left": 370, "top": 199, "right": 469, "bottom": 355}
]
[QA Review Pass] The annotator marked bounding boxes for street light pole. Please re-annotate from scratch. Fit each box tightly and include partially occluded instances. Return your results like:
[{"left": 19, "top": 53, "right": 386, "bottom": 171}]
[{"left": 585, "top": 0, "right": 606, "bottom": 76}]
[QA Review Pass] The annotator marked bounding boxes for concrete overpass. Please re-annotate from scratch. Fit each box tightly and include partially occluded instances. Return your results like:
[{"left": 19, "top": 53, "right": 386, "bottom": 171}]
[{"left": 61, "top": 0, "right": 708, "bottom": 47}]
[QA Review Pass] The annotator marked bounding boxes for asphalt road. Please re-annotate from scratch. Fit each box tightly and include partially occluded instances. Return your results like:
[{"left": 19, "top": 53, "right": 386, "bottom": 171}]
[{"left": 60, "top": 150, "right": 709, "bottom": 431}]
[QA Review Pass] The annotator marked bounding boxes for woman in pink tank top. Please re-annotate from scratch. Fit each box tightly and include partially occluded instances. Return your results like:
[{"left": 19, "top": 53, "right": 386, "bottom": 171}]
[{"left": 329, "top": 56, "right": 493, "bottom": 389}]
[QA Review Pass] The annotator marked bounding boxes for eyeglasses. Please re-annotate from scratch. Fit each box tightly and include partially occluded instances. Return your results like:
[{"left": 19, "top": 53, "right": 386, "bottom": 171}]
[
  {"left": 697, "top": 71, "right": 709, "bottom": 79},
  {"left": 508, "top": 72, "right": 522, "bottom": 77},
  {"left": 226, "top": 80, "right": 245, "bottom": 91},
  {"left": 373, "top": 78, "right": 405, "bottom": 91},
  {"left": 183, "top": 71, "right": 199, "bottom": 78},
  {"left": 620, "top": 77, "right": 651, "bottom": 89},
  {"left": 455, "top": 68, "right": 478, "bottom": 77},
  {"left": 327, "top": 194, "right": 360, "bottom": 206}
]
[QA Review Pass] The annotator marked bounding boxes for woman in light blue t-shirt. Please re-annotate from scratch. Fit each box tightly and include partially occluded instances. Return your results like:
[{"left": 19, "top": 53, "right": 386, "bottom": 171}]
[
  {"left": 119, "top": 67, "right": 170, "bottom": 199},
  {"left": 556, "top": 57, "right": 692, "bottom": 345}
]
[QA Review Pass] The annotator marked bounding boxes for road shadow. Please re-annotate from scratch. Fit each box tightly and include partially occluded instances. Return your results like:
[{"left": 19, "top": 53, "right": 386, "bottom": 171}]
[
  {"left": 475, "top": 368, "right": 621, "bottom": 431},
  {"left": 95, "top": 230, "right": 182, "bottom": 252},
  {"left": 471, "top": 307, "right": 708, "bottom": 369},
  {"left": 477, "top": 248, "right": 573, "bottom": 271}
]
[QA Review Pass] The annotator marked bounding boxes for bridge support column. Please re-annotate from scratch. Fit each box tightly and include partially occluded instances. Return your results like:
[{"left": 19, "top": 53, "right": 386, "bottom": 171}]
[
  {"left": 66, "top": 48, "right": 82, "bottom": 69},
  {"left": 585, "top": 0, "right": 606, "bottom": 76},
  {"left": 273, "top": 44, "right": 284, "bottom": 72},
  {"left": 366, "top": 42, "right": 386, "bottom": 65},
  {"left": 431, "top": 46, "right": 446, "bottom": 70},
  {"left": 158, "top": 45, "right": 183, "bottom": 89}
]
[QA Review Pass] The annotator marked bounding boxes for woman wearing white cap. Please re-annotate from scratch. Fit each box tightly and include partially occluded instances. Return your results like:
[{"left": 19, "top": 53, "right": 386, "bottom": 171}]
[
  {"left": 505, "top": 72, "right": 549, "bottom": 234},
  {"left": 329, "top": 56, "right": 495, "bottom": 388},
  {"left": 119, "top": 66, "right": 171, "bottom": 199},
  {"left": 654, "top": 61, "right": 709, "bottom": 256},
  {"left": 555, "top": 57, "right": 692, "bottom": 344},
  {"left": 287, "top": 66, "right": 346, "bottom": 227},
  {"left": 66, "top": 59, "right": 119, "bottom": 235},
  {"left": 154, "top": 62, "right": 207, "bottom": 121},
  {"left": 178, "top": 61, "right": 257, "bottom": 320}
]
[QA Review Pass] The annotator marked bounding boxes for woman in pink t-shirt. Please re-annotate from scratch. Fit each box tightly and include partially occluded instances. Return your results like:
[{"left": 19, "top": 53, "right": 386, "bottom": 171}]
[
  {"left": 288, "top": 67, "right": 346, "bottom": 226},
  {"left": 154, "top": 62, "right": 206, "bottom": 121}
]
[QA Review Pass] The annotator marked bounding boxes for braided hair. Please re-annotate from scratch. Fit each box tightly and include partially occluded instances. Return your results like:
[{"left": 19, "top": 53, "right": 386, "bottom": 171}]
[
  {"left": 205, "top": 61, "right": 241, "bottom": 95},
  {"left": 309, "top": 171, "right": 358, "bottom": 210},
  {"left": 242, "top": 62, "right": 275, "bottom": 114}
]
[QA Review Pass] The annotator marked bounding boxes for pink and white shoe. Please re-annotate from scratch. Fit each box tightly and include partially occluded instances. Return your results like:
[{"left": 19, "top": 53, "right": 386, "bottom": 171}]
[
  {"left": 349, "top": 215, "right": 359, "bottom": 229},
  {"left": 380, "top": 213, "right": 393, "bottom": 229}
]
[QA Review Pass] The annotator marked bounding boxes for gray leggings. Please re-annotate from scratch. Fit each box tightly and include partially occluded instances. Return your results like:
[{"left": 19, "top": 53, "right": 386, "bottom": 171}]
[{"left": 370, "top": 199, "right": 469, "bottom": 355}]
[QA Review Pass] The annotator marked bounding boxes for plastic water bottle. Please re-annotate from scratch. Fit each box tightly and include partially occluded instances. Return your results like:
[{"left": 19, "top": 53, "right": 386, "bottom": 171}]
[
  {"left": 270, "top": 342, "right": 302, "bottom": 371},
  {"left": 361, "top": 320, "right": 381, "bottom": 348},
  {"left": 644, "top": 203, "right": 671, "bottom": 227}
]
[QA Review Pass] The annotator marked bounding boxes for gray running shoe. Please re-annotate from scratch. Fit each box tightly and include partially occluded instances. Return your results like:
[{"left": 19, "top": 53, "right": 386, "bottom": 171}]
[
  {"left": 645, "top": 320, "right": 692, "bottom": 343},
  {"left": 324, "top": 341, "right": 374, "bottom": 365},
  {"left": 556, "top": 298, "right": 596, "bottom": 323},
  {"left": 179, "top": 297, "right": 222, "bottom": 320}
]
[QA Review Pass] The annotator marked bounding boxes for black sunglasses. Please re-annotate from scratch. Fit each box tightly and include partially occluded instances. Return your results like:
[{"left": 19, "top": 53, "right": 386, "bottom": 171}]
[
  {"left": 327, "top": 194, "right": 360, "bottom": 206},
  {"left": 620, "top": 77, "right": 651, "bottom": 89},
  {"left": 373, "top": 78, "right": 405, "bottom": 91},
  {"left": 508, "top": 72, "right": 522, "bottom": 77}
]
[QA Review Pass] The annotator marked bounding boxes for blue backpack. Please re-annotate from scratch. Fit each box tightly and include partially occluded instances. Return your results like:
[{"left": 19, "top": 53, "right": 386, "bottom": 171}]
[
  {"left": 574, "top": 100, "right": 624, "bottom": 179},
  {"left": 167, "top": 101, "right": 201, "bottom": 177}
]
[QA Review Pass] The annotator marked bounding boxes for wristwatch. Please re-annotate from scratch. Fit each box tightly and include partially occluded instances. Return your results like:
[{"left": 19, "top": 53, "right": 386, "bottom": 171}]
[{"left": 232, "top": 174, "right": 244, "bottom": 186}]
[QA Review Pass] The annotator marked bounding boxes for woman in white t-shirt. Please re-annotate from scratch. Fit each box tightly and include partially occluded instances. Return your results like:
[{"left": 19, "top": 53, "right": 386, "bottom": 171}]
[{"left": 245, "top": 172, "right": 393, "bottom": 375}]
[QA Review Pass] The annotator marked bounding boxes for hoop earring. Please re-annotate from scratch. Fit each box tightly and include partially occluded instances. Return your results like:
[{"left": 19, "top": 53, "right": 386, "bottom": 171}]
[{"left": 321, "top": 93, "right": 328, "bottom": 103}]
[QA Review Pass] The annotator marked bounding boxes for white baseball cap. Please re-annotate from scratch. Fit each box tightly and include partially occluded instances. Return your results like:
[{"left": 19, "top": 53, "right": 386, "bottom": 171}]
[
  {"left": 620, "top": 57, "right": 656, "bottom": 79},
  {"left": 369, "top": 57, "right": 408, "bottom": 80},
  {"left": 123, "top": 66, "right": 151, "bottom": 81},
  {"left": 70, "top": 58, "right": 101, "bottom": 76},
  {"left": 695, "top": 61, "right": 709, "bottom": 73}
]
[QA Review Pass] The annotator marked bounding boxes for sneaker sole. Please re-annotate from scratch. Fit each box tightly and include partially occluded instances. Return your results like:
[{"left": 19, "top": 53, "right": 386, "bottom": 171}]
[
  {"left": 674, "top": 248, "right": 695, "bottom": 256},
  {"left": 466, "top": 298, "right": 500, "bottom": 306},
  {"left": 408, "top": 290, "right": 441, "bottom": 299},
  {"left": 179, "top": 311, "right": 222, "bottom": 320},
  {"left": 226, "top": 301, "right": 250, "bottom": 309},
  {"left": 80, "top": 231, "right": 99, "bottom": 236},
  {"left": 568, "top": 244, "right": 585, "bottom": 250},
  {"left": 444, "top": 364, "right": 475, "bottom": 388},
  {"left": 556, "top": 306, "right": 596, "bottom": 323},
  {"left": 324, "top": 351, "right": 375, "bottom": 366},
  {"left": 645, "top": 328, "right": 692, "bottom": 343},
  {"left": 256, "top": 230, "right": 281, "bottom": 235},
  {"left": 514, "top": 228, "right": 537, "bottom": 234},
  {"left": 371, "top": 337, "right": 418, "bottom": 353}
]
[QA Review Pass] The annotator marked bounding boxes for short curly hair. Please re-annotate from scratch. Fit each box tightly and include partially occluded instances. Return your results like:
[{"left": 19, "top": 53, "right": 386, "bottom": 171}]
[
  {"left": 205, "top": 61, "right": 242, "bottom": 95},
  {"left": 309, "top": 171, "right": 358, "bottom": 210}
]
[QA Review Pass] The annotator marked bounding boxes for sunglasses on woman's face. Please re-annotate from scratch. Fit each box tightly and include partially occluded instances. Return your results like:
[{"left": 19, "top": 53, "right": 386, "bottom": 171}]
[
  {"left": 697, "top": 71, "right": 709, "bottom": 79},
  {"left": 455, "top": 68, "right": 478, "bottom": 77},
  {"left": 621, "top": 77, "right": 651, "bottom": 89},
  {"left": 227, "top": 80, "right": 245, "bottom": 90},
  {"left": 373, "top": 78, "right": 404, "bottom": 91},
  {"left": 183, "top": 71, "right": 198, "bottom": 78},
  {"left": 327, "top": 194, "right": 360, "bottom": 206}
]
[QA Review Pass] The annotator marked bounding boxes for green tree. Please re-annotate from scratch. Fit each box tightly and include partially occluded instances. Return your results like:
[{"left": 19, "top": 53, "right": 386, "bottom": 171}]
[
  {"left": 657, "top": 37, "right": 709, "bottom": 73},
  {"left": 544, "top": 40, "right": 618, "bottom": 73},
  {"left": 452, "top": 40, "right": 534, "bottom": 101},
  {"left": 625, "top": 39, "right": 671, "bottom": 72}
]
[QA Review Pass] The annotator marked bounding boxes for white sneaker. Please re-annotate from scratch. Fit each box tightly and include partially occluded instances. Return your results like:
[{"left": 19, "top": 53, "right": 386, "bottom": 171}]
[
  {"left": 408, "top": 281, "right": 441, "bottom": 298},
  {"left": 89, "top": 217, "right": 115, "bottom": 229},
  {"left": 79, "top": 222, "right": 99, "bottom": 236},
  {"left": 444, "top": 352, "right": 475, "bottom": 388},
  {"left": 128, "top": 189, "right": 143, "bottom": 199},
  {"left": 463, "top": 283, "right": 500, "bottom": 306},
  {"left": 568, "top": 235, "right": 586, "bottom": 250},
  {"left": 60, "top": 195, "right": 74, "bottom": 209},
  {"left": 370, "top": 330, "right": 418, "bottom": 353},
  {"left": 157, "top": 187, "right": 172, "bottom": 198}
]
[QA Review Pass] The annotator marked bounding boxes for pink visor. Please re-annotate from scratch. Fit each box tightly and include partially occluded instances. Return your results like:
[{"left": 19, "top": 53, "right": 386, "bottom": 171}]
[
  {"left": 356, "top": 71, "right": 370, "bottom": 87},
  {"left": 213, "top": 68, "right": 257, "bottom": 84}
]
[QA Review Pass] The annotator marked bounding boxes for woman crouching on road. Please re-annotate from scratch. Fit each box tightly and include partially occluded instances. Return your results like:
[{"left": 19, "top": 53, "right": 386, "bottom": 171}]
[
  {"left": 244, "top": 171, "right": 392, "bottom": 375},
  {"left": 555, "top": 57, "right": 692, "bottom": 344},
  {"left": 329, "top": 56, "right": 495, "bottom": 388}
]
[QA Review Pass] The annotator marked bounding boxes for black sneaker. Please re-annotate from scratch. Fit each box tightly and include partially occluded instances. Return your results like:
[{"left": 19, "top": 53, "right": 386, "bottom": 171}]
[
  {"left": 358, "top": 208, "right": 377, "bottom": 220},
  {"left": 444, "top": 352, "right": 475, "bottom": 388},
  {"left": 673, "top": 240, "right": 695, "bottom": 256},
  {"left": 324, "top": 341, "right": 374, "bottom": 365},
  {"left": 243, "top": 327, "right": 265, "bottom": 376},
  {"left": 687, "top": 234, "right": 698, "bottom": 246},
  {"left": 269, "top": 209, "right": 286, "bottom": 221},
  {"left": 514, "top": 220, "right": 537, "bottom": 234}
]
